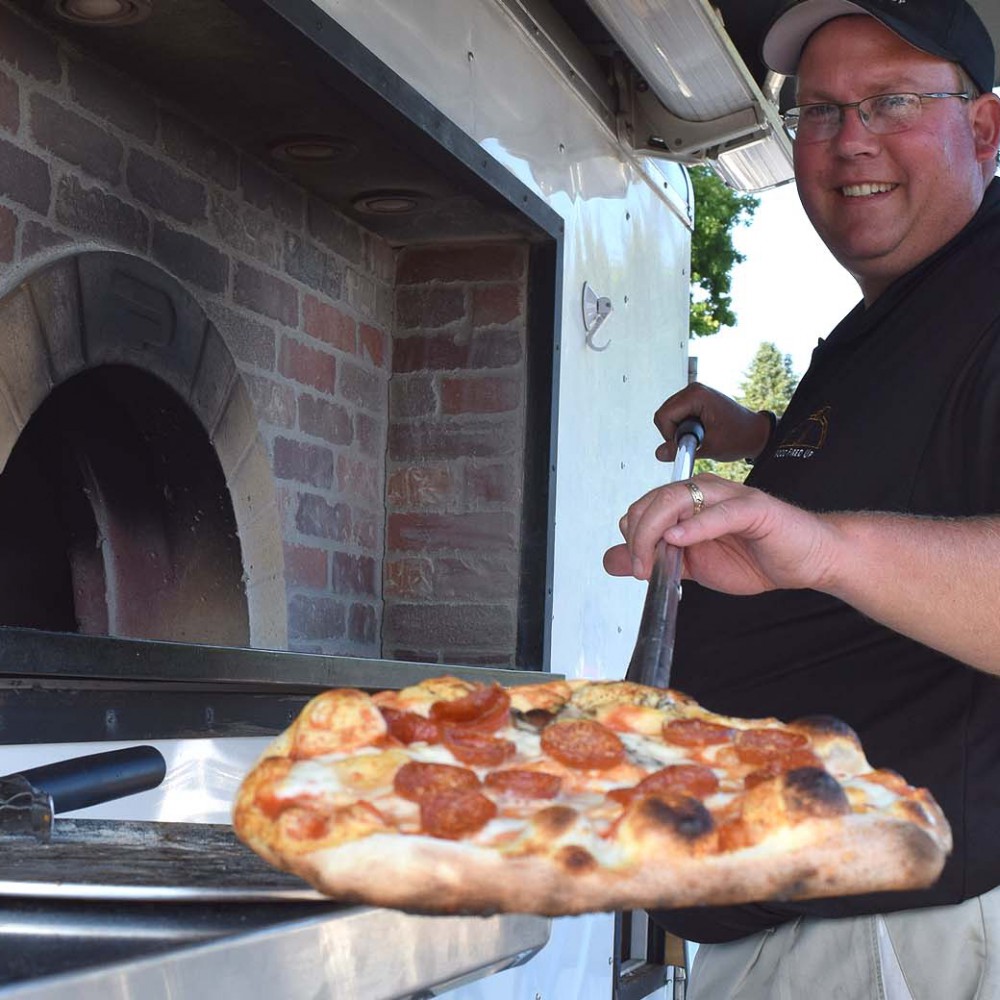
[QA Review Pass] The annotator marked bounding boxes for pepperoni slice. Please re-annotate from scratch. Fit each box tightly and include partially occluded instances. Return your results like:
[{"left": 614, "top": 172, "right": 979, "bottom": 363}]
[
  {"left": 484, "top": 769, "right": 563, "bottom": 799},
  {"left": 420, "top": 790, "right": 498, "bottom": 839},
  {"left": 607, "top": 764, "right": 718, "bottom": 806},
  {"left": 392, "top": 760, "right": 480, "bottom": 801},
  {"left": 735, "top": 728, "right": 810, "bottom": 766},
  {"left": 430, "top": 684, "right": 511, "bottom": 732},
  {"left": 380, "top": 707, "right": 442, "bottom": 745},
  {"left": 540, "top": 719, "right": 625, "bottom": 770},
  {"left": 744, "top": 749, "right": 825, "bottom": 789},
  {"left": 663, "top": 718, "right": 735, "bottom": 747},
  {"left": 443, "top": 729, "right": 516, "bottom": 767}
]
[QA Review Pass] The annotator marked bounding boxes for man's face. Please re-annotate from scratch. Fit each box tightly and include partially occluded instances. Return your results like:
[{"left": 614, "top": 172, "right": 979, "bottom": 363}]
[{"left": 793, "top": 16, "right": 992, "bottom": 301}]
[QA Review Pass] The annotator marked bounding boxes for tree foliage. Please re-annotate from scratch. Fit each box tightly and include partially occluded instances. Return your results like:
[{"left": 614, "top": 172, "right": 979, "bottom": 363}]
[
  {"left": 689, "top": 166, "right": 759, "bottom": 338},
  {"left": 694, "top": 342, "right": 798, "bottom": 482}
]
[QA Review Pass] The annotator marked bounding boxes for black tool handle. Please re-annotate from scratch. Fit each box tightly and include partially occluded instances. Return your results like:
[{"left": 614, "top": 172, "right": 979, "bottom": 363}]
[{"left": 16, "top": 746, "right": 167, "bottom": 814}]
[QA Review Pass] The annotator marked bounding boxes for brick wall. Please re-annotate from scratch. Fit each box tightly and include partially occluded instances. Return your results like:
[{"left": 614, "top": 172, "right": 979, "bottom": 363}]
[
  {"left": 0, "top": 0, "right": 393, "bottom": 656},
  {"left": 385, "top": 245, "right": 529, "bottom": 666}
]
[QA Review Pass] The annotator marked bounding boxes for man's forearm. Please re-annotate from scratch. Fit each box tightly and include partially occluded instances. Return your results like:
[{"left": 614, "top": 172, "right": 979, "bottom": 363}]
[{"left": 823, "top": 513, "right": 1000, "bottom": 674}]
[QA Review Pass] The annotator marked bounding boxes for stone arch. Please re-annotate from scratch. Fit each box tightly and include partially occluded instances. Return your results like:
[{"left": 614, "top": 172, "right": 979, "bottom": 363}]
[{"left": 0, "top": 250, "right": 287, "bottom": 648}]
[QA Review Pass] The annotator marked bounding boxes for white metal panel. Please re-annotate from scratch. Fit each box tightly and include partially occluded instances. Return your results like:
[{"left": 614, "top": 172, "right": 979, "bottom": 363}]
[{"left": 300, "top": 4, "right": 693, "bottom": 997}]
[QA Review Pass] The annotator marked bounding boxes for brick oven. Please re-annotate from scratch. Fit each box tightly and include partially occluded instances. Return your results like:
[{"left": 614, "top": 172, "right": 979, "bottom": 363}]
[{"left": 0, "top": 0, "right": 557, "bottom": 667}]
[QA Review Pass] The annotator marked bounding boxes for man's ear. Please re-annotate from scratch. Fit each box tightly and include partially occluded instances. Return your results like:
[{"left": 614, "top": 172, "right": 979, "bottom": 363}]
[{"left": 971, "top": 92, "right": 1000, "bottom": 168}]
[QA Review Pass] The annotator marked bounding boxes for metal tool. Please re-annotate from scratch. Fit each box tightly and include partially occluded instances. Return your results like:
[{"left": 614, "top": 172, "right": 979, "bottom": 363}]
[
  {"left": 625, "top": 418, "right": 705, "bottom": 689},
  {"left": 0, "top": 745, "right": 166, "bottom": 841}
]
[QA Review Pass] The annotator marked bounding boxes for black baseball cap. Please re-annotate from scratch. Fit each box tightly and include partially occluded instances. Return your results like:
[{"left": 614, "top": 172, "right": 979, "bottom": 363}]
[{"left": 762, "top": 0, "right": 996, "bottom": 93}]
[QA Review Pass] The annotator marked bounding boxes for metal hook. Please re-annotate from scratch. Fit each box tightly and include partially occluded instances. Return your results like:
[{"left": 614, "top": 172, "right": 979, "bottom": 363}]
[{"left": 582, "top": 282, "right": 613, "bottom": 351}]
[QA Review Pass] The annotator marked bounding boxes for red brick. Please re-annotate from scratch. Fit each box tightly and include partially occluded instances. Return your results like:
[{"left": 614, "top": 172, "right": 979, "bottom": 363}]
[
  {"left": 348, "top": 602, "right": 377, "bottom": 644},
  {"left": 472, "top": 284, "right": 521, "bottom": 327},
  {"left": 465, "top": 462, "right": 518, "bottom": 504},
  {"left": 387, "top": 465, "right": 454, "bottom": 508},
  {"left": 393, "top": 330, "right": 521, "bottom": 373},
  {"left": 242, "top": 374, "right": 296, "bottom": 428},
  {"left": 337, "top": 453, "right": 379, "bottom": 503},
  {"left": 385, "top": 557, "right": 433, "bottom": 599},
  {"left": 21, "top": 221, "right": 70, "bottom": 257},
  {"left": 387, "top": 512, "right": 515, "bottom": 552},
  {"left": 355, "top": 412, "right": 383, "bottom": 457},
  {"left": 273, "top": 436, "right": 334, "bottom": 488},
  {"left": 0, "top": 69, "right": 17, "bottom": 134},
  {"left": 332, "top": 551, "right": 377, "bottom": 596},
  {"left": 397, "top": 244, "right": 525, "bottom": 284},
  {"left": 308, "top": 196, "right": 363, "bottom": 265},
  {"left": 396, "top": 286, "right": 465, "bottom": 330},
  {"left": 68, "top": 55, "right": 157, "bottom": 141},
  {"left": 284, "top": 543, "right": 328, "bottom": 588},
  {"left": 299, "top": 393, "right": 353, "bottom": 444},
  {"left": 279, "top": 338, "right": 336, "bottom": 393},
  {"left": 127, "top": 149, "right": 206, "bottom": 225},
  {"left": 303, "top": 295, "right": 356, "bottom": 353},
  {"left": 0, "top": 205, "right": 14, "bottom": 263},
  {"left": 235, "top": 263, "right": 298, "bottom": 326},
  {"left": 360, "top": 323, "right": 388, "bottom": 369},
  {"left": 339, "top": 359, "right": 383, "bottom": 414},
  {"left": 441, "top": 376, "right": 520, "bottom": 414},
  {"left": 162, "top": 111, "right": 238, "bottom": 189},
  {"left": 389, "top": 421, "right": 516, "bottom": 461},
  {"left": 0, "top": 137, "right": 51, "bottom": 213},
  {"left": 55, "top": 175, "right": 145, "bottom": 250},
  {"left": 433, "top": 554, "right": 518, "bottom": 599},
  {"left": 351, "top": 507, "right": 379, "bottom": 551},
  {"left": 384, "top": 603, "right": 515, "bottom": 649},
  {"left": 295, "top": 492, "right": 352, "bottom": 541},
  {"left": 288, "top": 594, "right": 346, "bottom": 641},
  {"left": 390, "top": 374, "right": 436, "bottom": 419}
]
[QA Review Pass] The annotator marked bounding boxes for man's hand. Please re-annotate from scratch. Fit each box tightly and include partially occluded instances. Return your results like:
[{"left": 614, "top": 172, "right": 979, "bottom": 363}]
[
  {"left": 604, "top": 474, "right": 837, "bottom": 595},
  {"left": 654, "top": 383, "right": 773, "bottom": 463},
  {"left": 605, "top": 475, "right": 1000, "bottom": 676}
]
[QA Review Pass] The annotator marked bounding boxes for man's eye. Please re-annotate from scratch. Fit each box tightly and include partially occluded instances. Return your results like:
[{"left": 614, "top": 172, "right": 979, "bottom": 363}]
[
  {"left": 873, "top": 94, "right": 915, "bottom": 112},
  {"left": 802, "top": 104, "right": 838, "bottom": 122}
]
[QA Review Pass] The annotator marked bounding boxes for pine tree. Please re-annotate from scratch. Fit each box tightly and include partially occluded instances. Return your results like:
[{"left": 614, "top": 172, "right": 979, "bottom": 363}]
[{"left": 694, "top": 342, "right": 798, "bottom": 482}]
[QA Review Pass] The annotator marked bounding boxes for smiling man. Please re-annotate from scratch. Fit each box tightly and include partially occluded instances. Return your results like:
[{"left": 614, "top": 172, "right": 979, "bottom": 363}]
[{"left": 605, "top": 1, "right": 1000, "bottom": 998}]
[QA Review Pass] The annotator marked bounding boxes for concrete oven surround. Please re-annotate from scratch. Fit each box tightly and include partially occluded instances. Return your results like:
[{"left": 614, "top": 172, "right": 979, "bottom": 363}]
[{"left": 0, "top": 0, "right": 540, "bottom": 665}]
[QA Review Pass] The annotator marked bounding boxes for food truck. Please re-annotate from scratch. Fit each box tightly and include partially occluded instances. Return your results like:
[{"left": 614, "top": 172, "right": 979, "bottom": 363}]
[{"left": 0, "top": 0, "right": 995, "bottom": 996}]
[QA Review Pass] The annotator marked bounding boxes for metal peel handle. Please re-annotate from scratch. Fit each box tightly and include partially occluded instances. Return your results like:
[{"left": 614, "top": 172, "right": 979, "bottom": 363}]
[{"left": 625, "top": 418, "right": 705, "bottom": 689}]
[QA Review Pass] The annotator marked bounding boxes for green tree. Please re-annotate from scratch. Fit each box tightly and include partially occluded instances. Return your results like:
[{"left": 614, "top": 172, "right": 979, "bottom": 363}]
[
  {"left": 689, "top": 166, "right": 759, "bottom": 338},
  {"left": 694, "top": 342, "right": 798, "bottom": 482}
]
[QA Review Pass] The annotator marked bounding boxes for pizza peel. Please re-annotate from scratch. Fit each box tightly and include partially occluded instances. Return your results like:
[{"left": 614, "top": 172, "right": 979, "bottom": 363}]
[{"left": 625, "top": 418, "right": 704, "bottom": 690}]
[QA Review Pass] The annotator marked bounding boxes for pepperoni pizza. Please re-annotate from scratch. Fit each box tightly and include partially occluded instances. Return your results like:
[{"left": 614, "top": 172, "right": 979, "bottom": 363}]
[{"left": 232, "top": 676, "right": 951, "bottom": 915}]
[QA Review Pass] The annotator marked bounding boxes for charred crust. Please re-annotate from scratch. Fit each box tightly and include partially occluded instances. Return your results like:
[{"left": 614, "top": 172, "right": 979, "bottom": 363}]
[
  {"left": 532, "top": 805, "right": 579, "bottom": 837},
  {"left": 782, "top": 767, "right": 850, "bottom": 818},
  {"left": 556, "top": 844, "right": 598, "bottom": 873},
  {"left": 636, "top": 795, "right": 715, "bottom": 842},
  {"left": 899, "top": 798, "right": 930, "bottom": 826},
  {"left": 790, "top": 715, "right": 860, "bottom": 742}
]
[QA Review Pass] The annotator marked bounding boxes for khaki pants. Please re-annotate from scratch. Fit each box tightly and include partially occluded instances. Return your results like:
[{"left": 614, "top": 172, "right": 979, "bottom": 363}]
[{"left": 688, "top": 886, "right": 1000, "bottom": 1000}]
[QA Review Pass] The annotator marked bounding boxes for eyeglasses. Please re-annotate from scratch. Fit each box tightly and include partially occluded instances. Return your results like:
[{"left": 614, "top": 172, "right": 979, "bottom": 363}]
[{"left": 782, "top": 92, "right": 971, "bottom": 143}]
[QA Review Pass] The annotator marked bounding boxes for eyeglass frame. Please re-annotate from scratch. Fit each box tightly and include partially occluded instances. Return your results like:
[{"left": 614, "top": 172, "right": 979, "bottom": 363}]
[{"left": 781, "top": 92, "right": 972, "bottom": 143}]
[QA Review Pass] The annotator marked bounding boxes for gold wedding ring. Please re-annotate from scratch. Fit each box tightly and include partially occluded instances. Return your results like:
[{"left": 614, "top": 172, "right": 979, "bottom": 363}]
[{"left": 685, "top": 480, "right": 705, "bottom": 516}]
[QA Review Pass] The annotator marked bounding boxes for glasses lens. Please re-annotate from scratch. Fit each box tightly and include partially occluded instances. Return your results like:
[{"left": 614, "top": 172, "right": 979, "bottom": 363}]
[
  {"left": 861, "top": 93, "right": 922, "bottom": 133},
  {"left": 785, "top": 104, "right": 840, "bottom": 142}
]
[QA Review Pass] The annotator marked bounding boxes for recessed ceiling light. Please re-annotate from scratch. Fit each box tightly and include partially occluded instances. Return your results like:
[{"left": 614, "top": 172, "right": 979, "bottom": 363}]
[
  {"left": 352, "top": 191, "right": 426, "bottom": 215},
  {"left": 55, "top": 0, "right": 152, "bottom": 25},
  {"left": 268, "top": 136, "right": 358, "bottom": 164}
]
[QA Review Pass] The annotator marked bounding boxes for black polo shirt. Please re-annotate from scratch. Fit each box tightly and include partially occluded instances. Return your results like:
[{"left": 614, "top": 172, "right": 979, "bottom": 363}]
[{"left": 655, "top": 178, "right": 1000, "bottom": 944}]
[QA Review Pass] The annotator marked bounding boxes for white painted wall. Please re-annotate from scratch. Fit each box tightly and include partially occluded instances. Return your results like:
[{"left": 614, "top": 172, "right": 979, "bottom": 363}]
[{"left": 308, "top": 3, "right": 694, "bottom": 996}]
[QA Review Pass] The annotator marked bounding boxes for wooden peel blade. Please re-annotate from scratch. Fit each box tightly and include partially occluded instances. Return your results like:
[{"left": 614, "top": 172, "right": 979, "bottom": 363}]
[{"left": 625, "top": 418, "right": 704, "bottom": 689}]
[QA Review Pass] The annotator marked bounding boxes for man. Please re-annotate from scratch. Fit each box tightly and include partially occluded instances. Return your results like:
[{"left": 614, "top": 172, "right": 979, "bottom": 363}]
[{"left": 605, "top": 1, "right": 1000, "bottom": 997}]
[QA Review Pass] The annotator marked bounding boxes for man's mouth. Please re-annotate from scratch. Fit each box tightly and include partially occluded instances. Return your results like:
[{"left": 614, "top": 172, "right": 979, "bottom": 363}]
[{"left": 840, "top": 182, "right": 898, "bottom": 198}]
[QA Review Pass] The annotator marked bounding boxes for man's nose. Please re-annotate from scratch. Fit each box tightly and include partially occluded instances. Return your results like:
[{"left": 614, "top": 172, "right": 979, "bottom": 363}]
[{"left": 829, "top": 107, "right": 881, "bottom": 155}]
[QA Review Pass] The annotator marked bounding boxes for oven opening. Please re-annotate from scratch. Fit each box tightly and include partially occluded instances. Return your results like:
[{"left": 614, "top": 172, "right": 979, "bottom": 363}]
[{"left": 0, "top": 364, "right": 248, "bottom": 644}]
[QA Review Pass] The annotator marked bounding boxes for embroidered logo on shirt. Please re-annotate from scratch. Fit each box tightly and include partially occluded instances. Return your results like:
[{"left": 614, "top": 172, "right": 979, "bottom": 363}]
[{"left": 774, "top": 406, "right": 830, "bottom": 460}]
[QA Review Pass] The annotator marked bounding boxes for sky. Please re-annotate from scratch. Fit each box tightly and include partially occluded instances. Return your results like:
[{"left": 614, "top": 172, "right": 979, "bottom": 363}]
[{"left": 690, "top": 181, "right": 860, "bottom": 397}]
